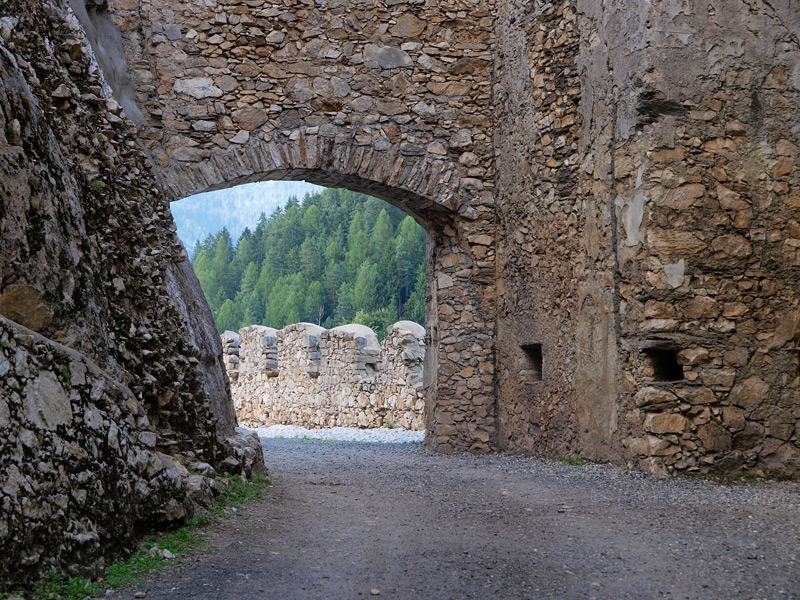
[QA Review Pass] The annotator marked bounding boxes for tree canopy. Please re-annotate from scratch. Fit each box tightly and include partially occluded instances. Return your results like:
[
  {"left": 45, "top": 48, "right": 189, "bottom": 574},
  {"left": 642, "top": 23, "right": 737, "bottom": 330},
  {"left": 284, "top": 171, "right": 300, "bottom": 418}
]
[{"left": 191, "top": 187, "right": 427, "bottom": 338}]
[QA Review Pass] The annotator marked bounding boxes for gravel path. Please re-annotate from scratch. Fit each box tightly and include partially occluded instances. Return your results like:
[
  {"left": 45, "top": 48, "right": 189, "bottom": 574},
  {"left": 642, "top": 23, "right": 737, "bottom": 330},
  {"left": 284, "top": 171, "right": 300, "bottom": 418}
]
[
  {"left": 114, "top": 439, "right": 800, "bottom": 600},
  {"left": 251, "top": 425, "right": 425, "bottom": 444}
]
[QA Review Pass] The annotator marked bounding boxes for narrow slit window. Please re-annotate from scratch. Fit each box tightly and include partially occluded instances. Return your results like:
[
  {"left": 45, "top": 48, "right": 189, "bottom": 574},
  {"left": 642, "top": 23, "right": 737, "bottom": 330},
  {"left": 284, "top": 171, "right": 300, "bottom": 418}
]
[
  {"left": 643, "top": 348, "right": 683, "bottom": 381},
  {"left": 521, "top": 343, "right": 543, "bottom": 382}
]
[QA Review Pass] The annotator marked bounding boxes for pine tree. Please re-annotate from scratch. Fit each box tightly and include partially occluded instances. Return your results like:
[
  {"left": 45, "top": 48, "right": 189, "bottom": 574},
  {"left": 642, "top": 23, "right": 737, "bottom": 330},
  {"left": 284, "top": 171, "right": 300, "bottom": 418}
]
[
  {"left": 217, "top": 299, "right": 242, "bottom": 333},
  {"left": 191, "top": 187, "right": 428, "bottom": 337},
  {"left": 333, "top": 282, "right": 354, "bottom": 324},
  {"left": 353, "top": 261, "right": 379, "bottom": 312},
  {"left": 240, "top": 262, "right": 258, "bottom": 294},
  {"left": 303, "top": 280, "right": 326, "bottom": 324}
]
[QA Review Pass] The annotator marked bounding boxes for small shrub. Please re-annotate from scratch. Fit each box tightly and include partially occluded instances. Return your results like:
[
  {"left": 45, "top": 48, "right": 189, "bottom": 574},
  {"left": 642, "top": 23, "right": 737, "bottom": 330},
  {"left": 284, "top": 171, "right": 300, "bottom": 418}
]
[{"left": 59, "top": 363, "right": 72, "bottom": 385}]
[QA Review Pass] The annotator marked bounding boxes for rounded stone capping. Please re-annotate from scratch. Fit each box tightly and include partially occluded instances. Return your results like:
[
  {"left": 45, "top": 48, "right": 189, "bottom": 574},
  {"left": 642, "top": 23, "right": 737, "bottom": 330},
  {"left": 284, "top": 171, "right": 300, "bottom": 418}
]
[
  {"left": 240, "top": 324, "right": 278, "bottom": 335},
  {"left": 239, "top": 325, "right": 279, "bottom": 345},
  {"left": 388, "top": 320, "right": 425, "bottom": 338},
  {"left": 329, "top": 324, "right": 381, "bottom": 352},
  {"left": 287, "top": 322, "right": 326, "bottom": 336},
  {"left": 222, "top": 330, "right": 240, "bottom": 344}
]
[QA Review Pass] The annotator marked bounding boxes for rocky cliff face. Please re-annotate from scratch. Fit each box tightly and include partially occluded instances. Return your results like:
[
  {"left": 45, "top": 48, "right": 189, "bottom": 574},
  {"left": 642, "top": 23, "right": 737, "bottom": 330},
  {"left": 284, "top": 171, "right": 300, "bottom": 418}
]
[{"left": 0, "top": 0, "right": 261, "bottom": 589}]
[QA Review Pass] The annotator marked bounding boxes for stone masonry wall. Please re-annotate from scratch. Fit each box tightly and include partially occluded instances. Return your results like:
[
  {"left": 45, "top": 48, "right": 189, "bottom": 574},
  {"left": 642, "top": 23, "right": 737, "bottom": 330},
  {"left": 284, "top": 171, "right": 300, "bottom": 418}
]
[
  {"left": 226, "top": 322, "right": 426, "bottom": 430},
  {"left": 107, "top": 0, "right": 496, "bottom": 218},
  {"left": 590, "top": 0, "right": 800, "bottom": 477},
  {"left": 0, "top": 0, "right": 263, "bottom": 589},
  {"left": 493, "top": 0, "right": 800, "bottom": 477},
  {"left": 106, "top": 0, "right": 500, "bottom": 454}
]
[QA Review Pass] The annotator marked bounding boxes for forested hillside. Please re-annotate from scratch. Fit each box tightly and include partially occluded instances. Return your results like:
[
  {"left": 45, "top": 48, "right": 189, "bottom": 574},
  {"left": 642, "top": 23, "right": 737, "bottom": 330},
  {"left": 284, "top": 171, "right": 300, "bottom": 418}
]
[{"left": 191, "top": 188, "right": 427, "bottom": 337}]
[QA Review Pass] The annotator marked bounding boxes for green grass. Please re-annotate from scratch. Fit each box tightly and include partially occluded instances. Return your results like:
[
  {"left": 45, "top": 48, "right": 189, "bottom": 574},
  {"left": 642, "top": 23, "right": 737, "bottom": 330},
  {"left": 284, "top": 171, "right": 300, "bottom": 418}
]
[
  {"left": 8, "top": 473, "right": 271, "bottom": 600},
  {"left": 721, "top": 472, "right": 759, "bottom": 484},
  {"left": 553, "top": 456, "right": 586, "bottom": 467}
]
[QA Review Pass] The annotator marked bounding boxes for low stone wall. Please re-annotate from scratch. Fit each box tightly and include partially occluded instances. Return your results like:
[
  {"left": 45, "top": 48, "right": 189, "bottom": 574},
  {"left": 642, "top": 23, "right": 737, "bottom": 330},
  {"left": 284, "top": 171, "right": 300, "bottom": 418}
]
[{"left": 225, "top": 321, "right": 426, "bottom": 430}]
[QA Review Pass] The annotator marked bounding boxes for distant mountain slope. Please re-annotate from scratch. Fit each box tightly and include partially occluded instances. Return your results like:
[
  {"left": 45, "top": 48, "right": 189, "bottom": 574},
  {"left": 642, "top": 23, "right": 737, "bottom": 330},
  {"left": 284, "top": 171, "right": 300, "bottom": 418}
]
[{"left": 171, "top": 180, "right": 323, "bottom": 251}]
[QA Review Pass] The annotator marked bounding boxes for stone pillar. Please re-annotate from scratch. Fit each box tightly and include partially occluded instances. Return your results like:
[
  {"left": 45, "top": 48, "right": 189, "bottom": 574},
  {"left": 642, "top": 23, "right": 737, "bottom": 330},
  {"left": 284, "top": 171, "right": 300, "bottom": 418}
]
[{"left": 425, "top": 210, "right": 497, "bottom": 453}]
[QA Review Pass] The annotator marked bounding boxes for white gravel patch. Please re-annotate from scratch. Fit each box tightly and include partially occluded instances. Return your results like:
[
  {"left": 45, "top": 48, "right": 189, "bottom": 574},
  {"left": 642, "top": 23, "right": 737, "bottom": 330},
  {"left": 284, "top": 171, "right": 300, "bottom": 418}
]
[{"left": 249, "top": 424, "right": 425, "bottom": 444}]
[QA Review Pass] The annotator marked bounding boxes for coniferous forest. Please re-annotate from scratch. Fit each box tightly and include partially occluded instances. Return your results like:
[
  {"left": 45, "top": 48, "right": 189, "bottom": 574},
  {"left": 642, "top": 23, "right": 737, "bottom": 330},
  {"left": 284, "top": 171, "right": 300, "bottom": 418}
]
[{"left": 190, "top": 187, "right": 428, "bottom": 337}]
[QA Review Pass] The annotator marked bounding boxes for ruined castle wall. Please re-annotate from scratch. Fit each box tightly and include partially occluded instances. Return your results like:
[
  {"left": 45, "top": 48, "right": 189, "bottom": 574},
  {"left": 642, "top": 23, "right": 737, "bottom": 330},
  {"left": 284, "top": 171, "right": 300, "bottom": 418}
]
[
  {"left": 493, "top": 0, "right": 594, "bottom": 458},
  {"left": 227, "top": 322, "right": 426, "bottom": 430},
  {"left": 493, "top": 0, "right": 800, "bottom": 476},
  {"left": 107, "top": 0, "right": 500, "bottom": 454},
  {"left": 593, "top": 0, "right": 800, "bottom": 477},
  {"left": 0, "top": 1, "right": 262, "bottom": 588},
  {"left": 1, "top": 4, "right": 797, "bottom": 589}
]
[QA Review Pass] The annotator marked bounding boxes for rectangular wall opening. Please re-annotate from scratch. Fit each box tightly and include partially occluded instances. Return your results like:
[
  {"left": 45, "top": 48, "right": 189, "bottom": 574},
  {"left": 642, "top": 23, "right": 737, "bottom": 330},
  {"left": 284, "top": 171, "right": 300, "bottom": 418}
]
[
  {"left": 642, "top": 347, "right": 683, "bottom": 382},
  {"left": 520, "top": 342, "right": 543, "bottom": 382}
]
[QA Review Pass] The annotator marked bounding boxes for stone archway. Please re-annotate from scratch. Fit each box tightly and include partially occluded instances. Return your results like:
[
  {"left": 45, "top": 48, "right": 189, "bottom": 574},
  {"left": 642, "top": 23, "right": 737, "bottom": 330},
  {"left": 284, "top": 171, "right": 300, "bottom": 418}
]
[
  {"left": 88, "top": 0, "right": 500, "bottom": 452},
  {"left": 159, "top": 132, "right": 475, "bottom": 220},
  {"left": 166, "top": 137, "right": 497, "bottom": 452}
]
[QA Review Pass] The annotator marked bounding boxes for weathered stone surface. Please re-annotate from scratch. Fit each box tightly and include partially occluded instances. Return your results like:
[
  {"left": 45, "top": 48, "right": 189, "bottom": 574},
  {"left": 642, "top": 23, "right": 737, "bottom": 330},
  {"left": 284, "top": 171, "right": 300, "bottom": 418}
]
[
  {"left": 22, "top": 371, "right": 72, "bottom": 431},
  {"left": 728, "top": 377, "right": 770, "bottom": 410},
  {"left": 2, "top": 0, "right": 800, "bottom": 587},
  {"left": 0, "top": 283, "right": 54, "bottom": 332},
  {"left": 231, "top": 106, "right": 267, "bottom": 132},
  {"left": 645, "top": 412, "right": 688, "bottom": 434},
  {"left": 174, "top": 78, "right": 223, "bottom": 99},
  {"left": 697, "top": 422, "right": 732, "bottom": 453},
  {"left": 635, "top": 387, "right": 677, "bottom": 409},
  {"left": 363, "top": 44, "right": 414, "bottom": 69},
  {"left": 647, "top": 230, "right": 708, "bottom": 255},
  {"left": 711, "top": 234, "right": 753, "bottom": 259}
]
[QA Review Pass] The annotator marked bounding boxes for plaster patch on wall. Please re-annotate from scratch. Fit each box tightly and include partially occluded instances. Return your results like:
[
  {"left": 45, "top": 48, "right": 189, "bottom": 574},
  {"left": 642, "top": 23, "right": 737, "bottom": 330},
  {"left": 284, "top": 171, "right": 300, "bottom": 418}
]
[
  {"left": 664, "top": 259, "right": 685, "bottom": 289},
  {"left": 618, "top": 191, "right": 647, "bottom": 247}
]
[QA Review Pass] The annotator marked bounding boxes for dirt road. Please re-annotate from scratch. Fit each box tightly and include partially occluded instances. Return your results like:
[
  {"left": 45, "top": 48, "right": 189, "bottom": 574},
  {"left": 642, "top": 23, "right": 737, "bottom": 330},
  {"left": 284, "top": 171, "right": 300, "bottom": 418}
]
[{"left": 114, "top": 439, "right": 800, "bottom": 599}]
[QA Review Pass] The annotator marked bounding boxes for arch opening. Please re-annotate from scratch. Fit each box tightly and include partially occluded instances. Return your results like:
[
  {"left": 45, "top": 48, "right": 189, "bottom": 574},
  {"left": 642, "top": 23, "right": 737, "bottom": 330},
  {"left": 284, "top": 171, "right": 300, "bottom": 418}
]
[
  {"left": 161, "top": 137, "right": 499, "bottom": 454},
  {"left": 173, "top": 178, "right": 435, "bottom": 437}
]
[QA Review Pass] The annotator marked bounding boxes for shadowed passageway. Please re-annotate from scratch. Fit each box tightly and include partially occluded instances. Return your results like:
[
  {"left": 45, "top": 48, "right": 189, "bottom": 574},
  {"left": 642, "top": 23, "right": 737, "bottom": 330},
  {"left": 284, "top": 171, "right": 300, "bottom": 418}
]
[{"left": 115, "top": 440, "right": 800, "bottom": 600}]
